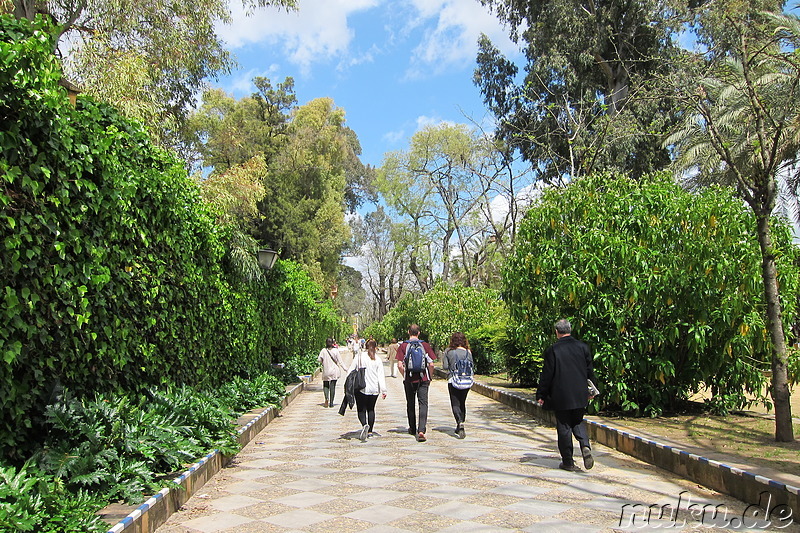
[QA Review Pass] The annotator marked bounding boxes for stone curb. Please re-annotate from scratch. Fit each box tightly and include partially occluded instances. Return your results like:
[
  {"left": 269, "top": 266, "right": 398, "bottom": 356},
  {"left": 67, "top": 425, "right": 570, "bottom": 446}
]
[
  {"left": 105, "top": 377, "right": 312, "bottom": 533},
  {"left": 441, "top": 369, "right": 800, "bottom": 522}
]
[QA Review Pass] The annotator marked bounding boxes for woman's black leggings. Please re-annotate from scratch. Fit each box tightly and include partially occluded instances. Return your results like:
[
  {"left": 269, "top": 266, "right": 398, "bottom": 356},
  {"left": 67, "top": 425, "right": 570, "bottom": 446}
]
[
  {"left": 448, "top": 383, "right": 470, "bottom": 425},
  {"left": 354, "top": 390, "right": 378, "bottom": 431}
]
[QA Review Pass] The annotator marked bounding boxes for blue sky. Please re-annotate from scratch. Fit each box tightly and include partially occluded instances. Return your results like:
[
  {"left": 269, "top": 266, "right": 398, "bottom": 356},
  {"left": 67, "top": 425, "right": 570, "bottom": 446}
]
[{"left": 213, "top": 0, "right": 521, "bottom": 168}]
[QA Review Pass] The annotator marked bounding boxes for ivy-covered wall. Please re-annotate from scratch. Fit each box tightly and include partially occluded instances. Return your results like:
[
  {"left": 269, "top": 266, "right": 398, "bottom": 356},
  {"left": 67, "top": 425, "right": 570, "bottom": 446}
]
[{"left": 0, "top": 15, "right": 343, "bottom": 459}]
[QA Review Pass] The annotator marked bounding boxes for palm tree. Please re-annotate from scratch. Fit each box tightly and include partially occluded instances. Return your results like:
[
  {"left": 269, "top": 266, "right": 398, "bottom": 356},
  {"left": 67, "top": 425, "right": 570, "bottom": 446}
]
[{"left": 665, "top": 6, "right": 800, "bottom": 442}]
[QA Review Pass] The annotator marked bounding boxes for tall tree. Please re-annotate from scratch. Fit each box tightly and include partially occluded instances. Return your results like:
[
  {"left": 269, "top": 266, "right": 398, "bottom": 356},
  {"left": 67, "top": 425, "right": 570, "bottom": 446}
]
[
  {"left": 7, "top": 0, "right": 296, "bottom": 148},
  {"left": 475, "top": 0, "right": 680, "bottom": 182},
  {"left": 665, "top": 1, "right": 800, "bottom": 441},
  {"left": 188, "top": 77, "right": 297, "bottom": 172},
  {"left": 255, "top": 97, "right": 354, "bottom": 284},
  {"left": 378, "top": 123, "right": 533, "bottom": 289},
  {"left": 197, "top": 155, "right": 268, "bottom": 283},
  {"left": 352, "top": 206, "right": 413, "bottom": 319}
]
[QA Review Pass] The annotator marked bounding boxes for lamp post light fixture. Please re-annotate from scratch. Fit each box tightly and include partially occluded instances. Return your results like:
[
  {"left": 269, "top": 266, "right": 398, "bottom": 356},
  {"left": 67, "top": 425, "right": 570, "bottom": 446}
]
[{"left": 257, "top": 249, "right": 278, "bottom": 270}]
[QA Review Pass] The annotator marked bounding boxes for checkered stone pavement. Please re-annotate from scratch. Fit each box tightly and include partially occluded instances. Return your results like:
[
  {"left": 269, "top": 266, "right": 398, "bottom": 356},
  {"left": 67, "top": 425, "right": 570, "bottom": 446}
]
[{"left": 156, "top": 359, "right": 799, "bottom": 532}]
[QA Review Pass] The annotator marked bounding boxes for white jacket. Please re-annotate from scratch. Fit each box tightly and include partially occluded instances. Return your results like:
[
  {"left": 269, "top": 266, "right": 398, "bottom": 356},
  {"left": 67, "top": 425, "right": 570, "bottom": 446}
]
[{"left": 348, "top": 351, "right": 387, "bottom": 396}]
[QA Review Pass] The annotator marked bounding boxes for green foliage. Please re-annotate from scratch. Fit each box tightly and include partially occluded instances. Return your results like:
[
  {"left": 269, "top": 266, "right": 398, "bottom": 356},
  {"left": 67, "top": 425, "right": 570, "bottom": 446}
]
[
  {"left": 476, "top": 0, "right": 680, "bottom": 181},
  {"left": 415, "top": 283, "right": 504, "bottom": 349},
  {"left": 366, "top": 283, "right": 505, "bottom": 359},
  {"left": 217, "top": 372, "right": 286, "bottom": 411},
  {"left": 32, "top": 391, "right": 233, "bottom": 503},
  {"left": 0, "top": 16, "right": 345, "bottom": 458},
  {"left": 503, "top": 172, "right": 800, "bottom": 416},
  {"left": 465, "top": 320, "right": 509, "bottom": 375},
  {"left": 30, "top": 371, "right": 286, "bottom": 505},
  {"left": 0, "top": 461, "right": 106, "bottom": 532},
  {"left": 365, "top": 293, "right": 421, "bottom": 344}
]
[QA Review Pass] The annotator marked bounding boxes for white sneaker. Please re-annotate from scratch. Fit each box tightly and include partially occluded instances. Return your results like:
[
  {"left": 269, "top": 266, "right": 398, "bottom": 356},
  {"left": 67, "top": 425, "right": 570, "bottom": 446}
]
[{"left": 359, "top": 424, "right": 369, "bottom": 442}]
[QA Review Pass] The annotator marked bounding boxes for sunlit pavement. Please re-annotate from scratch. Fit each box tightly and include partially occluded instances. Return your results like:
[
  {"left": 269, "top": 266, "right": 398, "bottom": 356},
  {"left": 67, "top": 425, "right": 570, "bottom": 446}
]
[{"left": 156, "top": 357, "right": 798, "bottom": 532}]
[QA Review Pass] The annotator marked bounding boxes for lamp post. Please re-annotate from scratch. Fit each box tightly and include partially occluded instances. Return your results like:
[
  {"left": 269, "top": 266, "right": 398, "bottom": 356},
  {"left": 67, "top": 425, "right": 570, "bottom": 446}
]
[
  {"left": 353, "top": 312, "right": 360, "bottom": 336},
  {"left": 257, "top": 249, "right": 278, "bottom": 270}
]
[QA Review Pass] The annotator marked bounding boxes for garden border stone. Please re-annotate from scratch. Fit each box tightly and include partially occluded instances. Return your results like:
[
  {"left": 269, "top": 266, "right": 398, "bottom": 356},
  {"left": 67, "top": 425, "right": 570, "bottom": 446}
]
[
  {"left": 443, "top": 369, "right": 800, "bottom": 524},
  {"left": 105, "top": 376, "right": 312, "bottom": 533}
]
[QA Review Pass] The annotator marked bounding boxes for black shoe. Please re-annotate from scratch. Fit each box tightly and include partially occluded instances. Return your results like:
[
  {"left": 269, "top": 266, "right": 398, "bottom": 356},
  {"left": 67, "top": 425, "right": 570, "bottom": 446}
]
[
  {"left": 581, "top": 446, "right": 594, "bottom": 470},
  {"left": 408, "top": 428, "right": 416, "bottom": 435},
  {"left": 558, "top": 462, "right": 578, "bottom": 472},
  {"left": 456, "top": 426, "right": 465, "bottom": 439}
]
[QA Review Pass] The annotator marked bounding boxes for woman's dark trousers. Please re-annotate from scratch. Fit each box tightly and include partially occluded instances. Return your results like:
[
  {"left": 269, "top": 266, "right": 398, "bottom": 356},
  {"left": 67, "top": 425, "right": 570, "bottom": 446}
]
[
  {"left": 323, "top": 379, "right": 337, "bottom": 406},
  {"left": 354, "top": 390, "right": 378, "bottom": 431},
  {"left": 447, "top": 383, "right": 469, "bottom": 426}
]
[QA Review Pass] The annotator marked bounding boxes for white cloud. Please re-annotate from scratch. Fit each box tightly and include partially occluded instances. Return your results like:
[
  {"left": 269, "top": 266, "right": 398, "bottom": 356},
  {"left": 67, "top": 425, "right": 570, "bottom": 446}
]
[
  {"left": 216, "top": 1, "right": 517, "bottom": 79},
  {"left": 382, "top": 129, "right": 406, "bottom": 144},
  {"left": 217, "top": 0, "right": 379, "bottom": 74},
  {"left": 415, "top": 115, "right": 456, "bottom": 130},
  {"left": 405, "top": 0, "right": 518, "bottom": 78},
  {"left": 225, "top": 66, "right": 280, "bottom": 95}
]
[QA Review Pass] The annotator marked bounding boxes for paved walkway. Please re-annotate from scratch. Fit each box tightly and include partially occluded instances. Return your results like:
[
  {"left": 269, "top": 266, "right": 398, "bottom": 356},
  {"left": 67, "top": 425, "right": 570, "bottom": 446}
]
[{"left": 157, "top": 357, "right": 798, "bottom": 532}]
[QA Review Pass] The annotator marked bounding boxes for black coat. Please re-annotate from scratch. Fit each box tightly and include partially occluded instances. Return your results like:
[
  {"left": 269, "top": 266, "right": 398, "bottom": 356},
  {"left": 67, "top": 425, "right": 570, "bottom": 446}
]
[
  {"left": 338, "top": 369, "right": 357, "bottom": 415},
  {"left": 536, "top": 335, "right": 596, "bottom": 411}
]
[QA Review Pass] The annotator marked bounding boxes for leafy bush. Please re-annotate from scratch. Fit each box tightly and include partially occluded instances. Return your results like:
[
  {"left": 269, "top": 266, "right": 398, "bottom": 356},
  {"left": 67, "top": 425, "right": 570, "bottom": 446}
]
[
  {"left": 32, "top": 391, "right": 235, "bottom": 503},
  {"left": 503, "top": 172, "right": 800, "bottom": 415},
  {"left": 466, "top": 320, "right": 510, "bottom": 375},
  {"left": 30, "top": 371, "right": 286, "bottom": 505},
  {"left": 0, "top": 462, "right": 106, "bottom": 532},
  {"left": 365, "top": 293, "right": 420, "bottom": 344},
  {"left": 366, "top": 284, "right": 505, "bottom": 354},
  {"left": 217, "top": 372, "right": 286, "bottom": 410}
]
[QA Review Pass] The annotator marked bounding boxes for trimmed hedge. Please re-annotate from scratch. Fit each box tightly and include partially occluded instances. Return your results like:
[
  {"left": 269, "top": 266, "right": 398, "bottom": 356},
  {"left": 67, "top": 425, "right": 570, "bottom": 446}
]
[{"left": 0, "top": 15, "right": 343, "bottom": 459}]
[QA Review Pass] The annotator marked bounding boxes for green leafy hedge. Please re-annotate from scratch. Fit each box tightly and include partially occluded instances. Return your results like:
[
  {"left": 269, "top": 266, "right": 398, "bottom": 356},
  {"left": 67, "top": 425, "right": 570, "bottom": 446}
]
[
  {"left": 365, "top": 283, "right": 506, "bottom": 373},
  {"left": 503, "top": 172, "right": 800, "bottom": 415},
  {"left": 0, "top": 15, "right": 343, "bottom": 459}
]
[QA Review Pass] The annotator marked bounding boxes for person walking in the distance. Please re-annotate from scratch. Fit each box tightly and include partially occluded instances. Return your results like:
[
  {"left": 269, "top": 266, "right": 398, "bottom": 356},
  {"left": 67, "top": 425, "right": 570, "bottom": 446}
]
[
  {"left": 318, "top": 337, "right": 345, "bottom": 408},
  {"left": 536, "top": 319, "right": 597, "bottom": 471},
  {"left": 396, "top": 324, "right": 436, "bottom": 442},
  {"left": 386, "top": 338, "right": 399, "bottom": 378},
  {"left": 346, "top": 338, "right": 387, "bottom": 441},
  {"left": 442, "top": 331, "right": 474, "bottom": 439}
]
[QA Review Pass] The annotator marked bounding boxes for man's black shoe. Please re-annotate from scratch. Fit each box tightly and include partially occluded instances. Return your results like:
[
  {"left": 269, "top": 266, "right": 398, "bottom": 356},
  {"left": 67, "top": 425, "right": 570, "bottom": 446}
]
[
  {"left": 408, "top": 428, "right": 416, "bottom": 435},
  {"left": 558, "top": 462, "right": 578, "bottom": 472},
  {"left": 581, "top": 446, "right": 594, "bottom": 470}
]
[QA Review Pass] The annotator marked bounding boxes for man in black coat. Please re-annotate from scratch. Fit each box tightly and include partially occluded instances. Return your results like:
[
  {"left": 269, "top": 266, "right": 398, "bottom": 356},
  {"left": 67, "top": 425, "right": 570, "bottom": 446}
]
[{"left": 536, "top": 319, "right": 597, "bottom": 471}]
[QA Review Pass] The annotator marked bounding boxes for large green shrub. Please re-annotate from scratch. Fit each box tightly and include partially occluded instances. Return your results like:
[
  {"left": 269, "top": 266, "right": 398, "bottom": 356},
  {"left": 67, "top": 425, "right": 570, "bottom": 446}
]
[
  {"left": 504, "top": 172, "right": 800, "bottom": 415},
  {"left": 366, "top": 283, "right": 506, "bottom": 370},
  {"left": 365, "top": 293, "right": 420, "bottom": 344}
]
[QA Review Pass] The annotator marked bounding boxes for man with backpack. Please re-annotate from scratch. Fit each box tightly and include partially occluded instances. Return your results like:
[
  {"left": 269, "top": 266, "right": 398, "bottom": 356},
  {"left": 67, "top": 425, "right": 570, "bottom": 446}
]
[{"left": 396, "top": 324, "right": 437, "bottom": 442}]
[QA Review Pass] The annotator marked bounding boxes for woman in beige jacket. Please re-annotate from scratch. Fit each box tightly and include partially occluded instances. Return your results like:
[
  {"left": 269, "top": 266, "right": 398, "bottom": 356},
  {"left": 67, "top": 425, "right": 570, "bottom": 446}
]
[{"left": 318, "top": 337, "right": 345, "bottom": 407}]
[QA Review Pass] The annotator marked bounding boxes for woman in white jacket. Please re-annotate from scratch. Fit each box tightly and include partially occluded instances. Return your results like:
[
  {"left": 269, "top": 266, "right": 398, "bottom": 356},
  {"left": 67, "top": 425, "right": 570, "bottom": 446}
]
[{"left": 347, "top": 338, "right": 387, "bottom": 441}]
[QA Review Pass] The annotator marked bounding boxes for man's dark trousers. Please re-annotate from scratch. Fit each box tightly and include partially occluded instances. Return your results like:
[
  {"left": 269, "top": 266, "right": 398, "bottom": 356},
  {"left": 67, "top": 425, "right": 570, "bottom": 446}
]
[
  {"left": 555, "top": 408, "right": 590, "bottom": 466},
  {"left": 403, "top": 380, "right": 430, "bottom": 433}
]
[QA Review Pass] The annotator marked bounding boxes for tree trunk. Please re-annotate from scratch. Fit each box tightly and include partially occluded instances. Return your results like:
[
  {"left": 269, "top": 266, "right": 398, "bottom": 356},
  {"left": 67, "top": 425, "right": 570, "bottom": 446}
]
[
  {"left": 755, "top": 214, "right": 794, "bottom": 442},
  {"left": 441, "top": 228, "right": 453, "bottom": 284},
  {"left": 13, "top": 0, "right": 35, "bottom": 20}
]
